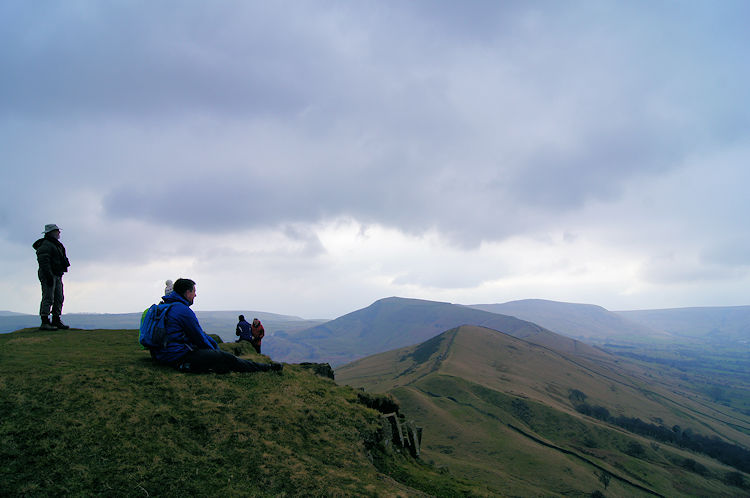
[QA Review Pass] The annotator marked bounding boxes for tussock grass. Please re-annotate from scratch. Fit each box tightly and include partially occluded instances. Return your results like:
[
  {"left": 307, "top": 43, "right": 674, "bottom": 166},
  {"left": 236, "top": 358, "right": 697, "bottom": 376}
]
[{"left": 0, "top": 328, "right": 474, "bottom": 496}]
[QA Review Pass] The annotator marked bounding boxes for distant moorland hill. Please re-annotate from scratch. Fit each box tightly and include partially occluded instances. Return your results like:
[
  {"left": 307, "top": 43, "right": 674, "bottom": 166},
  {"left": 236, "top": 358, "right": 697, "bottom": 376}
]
[
  {"left": 470, "top": 299, "right": 670, "bottom": 343},
  {"left": 0, "top": 310, "right": 26, "bottom": 316},
  {"left": 0, "top": 310, "right": 326, "bottom": 341},
  {"left": 617, "top": 306, "right": 750, "bottom": 344},
  {"left": 470, "top": 299, "right": 750, "bottom": 348},
  {"left": 5, "top": 298, "right": 750, "bottom": 380},
  {"left": 265, "top": 297, "right": 604, "bottom": 367},
  {"left": 337, "top": 325, "right": 750, "bottom": 496}
]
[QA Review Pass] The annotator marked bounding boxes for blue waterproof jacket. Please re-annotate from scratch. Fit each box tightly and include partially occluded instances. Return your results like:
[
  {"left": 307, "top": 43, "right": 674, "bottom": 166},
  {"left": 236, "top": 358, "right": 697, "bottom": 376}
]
[
  {"left": 150, "top": 291, "right": 218, "bottom": 364},
  {"left": 236, "top": 319, "right": 252, "bottom": 341}
]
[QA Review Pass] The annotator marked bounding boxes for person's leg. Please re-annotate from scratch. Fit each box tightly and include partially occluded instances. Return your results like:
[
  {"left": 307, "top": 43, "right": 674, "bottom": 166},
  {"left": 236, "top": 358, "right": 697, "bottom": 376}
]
[
  {"left": 252, "top": 341, "right": 261, "bottom": 354},
  {"left": 177, "top": 349, "right": 281, "bottom": 374},
  {"left": 51, "top": 276, "right": 63, "bottom": 317},
  {"left": 38, "top": 270, "right": 56, "bottom": 329},
  {"left": 51, "top": 276, "right": 68, "bottom": 329}
]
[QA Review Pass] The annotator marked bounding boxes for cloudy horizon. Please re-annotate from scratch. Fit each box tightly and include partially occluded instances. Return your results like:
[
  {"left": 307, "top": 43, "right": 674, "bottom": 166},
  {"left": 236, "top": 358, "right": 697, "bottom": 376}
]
[{"left": 2, "top": 1, "right": 750, "bottom": 319}]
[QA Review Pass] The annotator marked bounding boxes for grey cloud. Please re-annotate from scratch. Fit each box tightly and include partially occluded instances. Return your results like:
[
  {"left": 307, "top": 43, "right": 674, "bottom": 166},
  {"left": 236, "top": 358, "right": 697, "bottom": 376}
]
[
  {"left": 282, "top": 225, "right": 326, "bottom": 257},
  {"left": 392, "top": 268, "right": 497, "bottom": 290},
  {"left": 639, "top": 254, "right": 746, "bottom": 286},
  {"left": 701, "top": 240, "right": 750, "bottom": 269},
  {"left": 5, "top": 0, "right": 750, "bottom": 251},
  {"left": 506, "top": 126, "right": 685, "bottom": 210},
  {"left": 0, "top": 2, "right": 328, "bottom": 119},
  {"left": 99, "top": 141, "right": 525, "bottom": 248}
]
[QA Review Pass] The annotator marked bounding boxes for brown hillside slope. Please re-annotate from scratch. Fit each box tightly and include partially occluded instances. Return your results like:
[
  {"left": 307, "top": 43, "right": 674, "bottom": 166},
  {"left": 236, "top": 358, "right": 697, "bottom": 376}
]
[{"left": 338, "top": 325, "right": 750, "bottom": 497}]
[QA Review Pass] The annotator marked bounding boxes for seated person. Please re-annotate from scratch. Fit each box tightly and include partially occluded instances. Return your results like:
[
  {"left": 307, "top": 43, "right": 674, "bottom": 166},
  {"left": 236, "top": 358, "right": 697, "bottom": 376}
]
[
  {"left": 236, "top": 315, "right": 253, "bottom": 342},
  {"left": 151, "top": 278, "right": 282, "bottom": 374}
]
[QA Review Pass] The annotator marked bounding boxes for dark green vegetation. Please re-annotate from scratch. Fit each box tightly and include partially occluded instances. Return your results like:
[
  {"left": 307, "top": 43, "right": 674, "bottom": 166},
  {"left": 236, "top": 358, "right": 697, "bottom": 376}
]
[
  {"left": 337, "top": 325, "right": 750, "bottom": 497},
  {"left": 0, "top": 328, "right": 479, "bottom": 496},
  {"left": 572, "top": 402, "right": 750, "bottom": 472}
]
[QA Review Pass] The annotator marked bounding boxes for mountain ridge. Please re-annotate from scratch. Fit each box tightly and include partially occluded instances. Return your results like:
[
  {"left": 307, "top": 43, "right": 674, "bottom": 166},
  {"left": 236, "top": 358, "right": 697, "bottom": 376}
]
[
  {"left": 5, "top": 298, "right": 750, "bottom": 346},
  {"left": 470, "top": 298, "right": 671, "bottom": 343},
  {"left": 267, "top": 296, "right": 605, "bottom": 366}
]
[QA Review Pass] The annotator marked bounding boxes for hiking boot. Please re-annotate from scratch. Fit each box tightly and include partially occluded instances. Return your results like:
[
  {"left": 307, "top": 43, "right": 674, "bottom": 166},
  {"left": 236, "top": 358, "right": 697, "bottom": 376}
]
[
  {"left": 51, "top": 316, "right": 70, "bottom": 330},
  {"left": 269, "top": 362, "right": 283, "bottom": 372},
  {"left": 40, "top": 316, "right": 57, "bottom": 331}
]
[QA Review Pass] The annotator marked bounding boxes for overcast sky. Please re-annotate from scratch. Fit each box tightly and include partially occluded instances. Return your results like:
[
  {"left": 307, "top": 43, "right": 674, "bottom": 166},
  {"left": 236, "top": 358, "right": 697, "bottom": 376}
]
[{"left": 2, "top": 1, "right": 749, "bottom": 318}]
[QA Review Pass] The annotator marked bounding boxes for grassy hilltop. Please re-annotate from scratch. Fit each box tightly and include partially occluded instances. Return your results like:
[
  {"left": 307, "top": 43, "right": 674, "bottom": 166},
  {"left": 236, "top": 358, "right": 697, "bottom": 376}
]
[{"left": 0, "top": 328, "right": 479, "bottom": 497}]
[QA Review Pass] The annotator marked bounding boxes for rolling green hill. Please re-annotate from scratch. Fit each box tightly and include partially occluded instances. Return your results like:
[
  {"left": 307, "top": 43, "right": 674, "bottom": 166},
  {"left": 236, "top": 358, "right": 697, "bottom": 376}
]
[
  {"left": 268, "top": 297, "right": 605, "bottom": 367},
  {"left": 337, "top": 325, "right": 750, "bottom": 496},
  {"left": 0, "top": 327, "right": 483, "bottom": 496}
]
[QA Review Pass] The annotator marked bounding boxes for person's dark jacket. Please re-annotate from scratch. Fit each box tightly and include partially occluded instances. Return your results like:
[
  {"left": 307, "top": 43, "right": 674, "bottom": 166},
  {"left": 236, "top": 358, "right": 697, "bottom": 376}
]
[
  {"left": 236, "top": 319, "right": 252, "bottom": 341},
  {"left": 150, "top": 291, "right": 218, "bottom": 364},
  {"left": 33, "top": 234, "right": 70, "bottom": 283}
]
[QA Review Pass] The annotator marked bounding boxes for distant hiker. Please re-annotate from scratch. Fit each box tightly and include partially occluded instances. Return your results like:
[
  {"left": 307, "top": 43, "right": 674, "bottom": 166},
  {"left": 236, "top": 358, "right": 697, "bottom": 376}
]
[
  {"left": 236, "top": 315, "right": 253, "bottom": 343},
  {"left": 149, "top": 278, "right": 282, "bottom": 374},
  {"left": 251, "top": 318, "right": 265, "bottom": 354},
  {"left": 33, "top": 224, "right": 70, "bottom": 330},
  {"left": 157, "top": 280, "right": 174, "bottom": 305}
]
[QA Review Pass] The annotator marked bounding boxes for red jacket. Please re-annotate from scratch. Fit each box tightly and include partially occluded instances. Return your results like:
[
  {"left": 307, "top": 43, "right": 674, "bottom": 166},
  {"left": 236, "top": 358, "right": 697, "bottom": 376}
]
[{"left": 251, "top": 320, "right": 265, "bottom": 344}]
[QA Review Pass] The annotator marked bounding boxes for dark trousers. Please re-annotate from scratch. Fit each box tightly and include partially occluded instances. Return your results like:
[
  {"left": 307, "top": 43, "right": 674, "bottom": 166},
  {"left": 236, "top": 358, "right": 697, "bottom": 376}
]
[
  {"left": 39, "top": 272, "right": 64, "bottom": 318},
  {"left": 176, "top": 349, "right": 272, "bottom": 374}
]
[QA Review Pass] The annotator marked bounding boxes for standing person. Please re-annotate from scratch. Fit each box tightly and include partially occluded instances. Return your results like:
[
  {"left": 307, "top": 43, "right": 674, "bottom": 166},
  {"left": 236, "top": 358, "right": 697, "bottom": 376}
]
[
  {"left": 251, "top": 318, "right": 265, "bottom": 354},
  {"left": 236, "top": 315, "right": 253, "bottom": 343},
  {"left": 149, "top": 278, "right": 282, "bottom": 374},
  {"left": 33, "top": 224, "right": 70, "bottom": 330}
]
